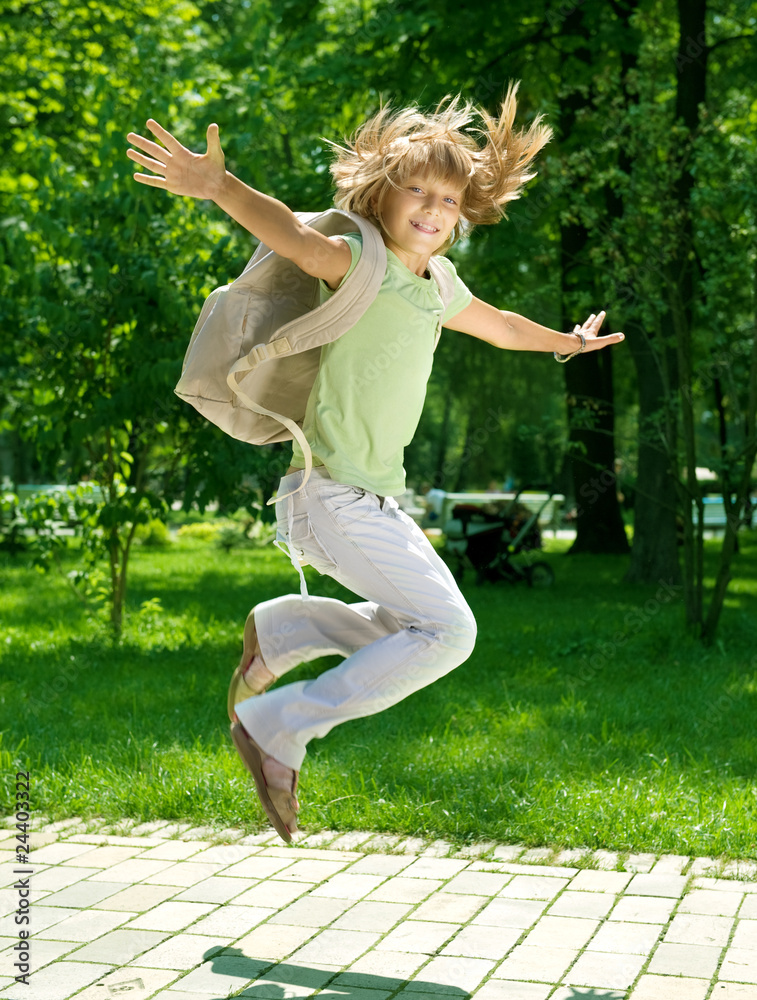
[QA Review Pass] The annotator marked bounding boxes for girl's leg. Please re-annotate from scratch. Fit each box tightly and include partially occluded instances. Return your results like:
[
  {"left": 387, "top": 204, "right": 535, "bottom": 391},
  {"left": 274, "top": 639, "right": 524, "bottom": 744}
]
[{"left": 235, "top": 471, "right": 476, "bottom": 771}]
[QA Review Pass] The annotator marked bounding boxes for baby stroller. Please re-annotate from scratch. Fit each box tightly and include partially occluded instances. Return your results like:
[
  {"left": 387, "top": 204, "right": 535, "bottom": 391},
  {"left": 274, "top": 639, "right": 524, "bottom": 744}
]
[{"left": 443, "top": 490, "right": 556, "bottom": 587}]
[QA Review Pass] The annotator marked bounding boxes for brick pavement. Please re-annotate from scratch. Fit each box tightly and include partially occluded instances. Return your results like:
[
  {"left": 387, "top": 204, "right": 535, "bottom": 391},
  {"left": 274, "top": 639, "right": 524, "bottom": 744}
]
[{"left": 1, "top": 819, "right": 757, "bottom": 999}]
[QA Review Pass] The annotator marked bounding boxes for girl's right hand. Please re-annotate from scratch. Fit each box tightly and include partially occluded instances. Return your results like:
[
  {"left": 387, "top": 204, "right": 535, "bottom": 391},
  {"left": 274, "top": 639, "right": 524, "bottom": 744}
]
[{"left": 126, "top": 120, "right": 227, "bottom": 201}]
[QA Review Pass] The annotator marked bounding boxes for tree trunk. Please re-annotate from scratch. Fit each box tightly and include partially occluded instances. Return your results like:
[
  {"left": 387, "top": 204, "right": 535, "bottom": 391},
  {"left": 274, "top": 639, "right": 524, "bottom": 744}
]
[{"left": 558, "top": 9, "right": 629, "bottom": 555}]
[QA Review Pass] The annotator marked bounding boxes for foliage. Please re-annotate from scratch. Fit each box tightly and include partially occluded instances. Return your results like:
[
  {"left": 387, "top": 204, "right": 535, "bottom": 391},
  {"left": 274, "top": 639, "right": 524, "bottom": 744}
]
[{"left": 1, "top": 535, "right": 756, "bottom": 854}]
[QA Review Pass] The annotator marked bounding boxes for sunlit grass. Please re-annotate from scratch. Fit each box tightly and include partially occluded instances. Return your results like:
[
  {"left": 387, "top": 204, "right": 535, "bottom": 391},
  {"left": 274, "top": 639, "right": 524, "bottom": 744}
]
[{"left": 2, "top": 531, "right": 756, "bottom": 858}]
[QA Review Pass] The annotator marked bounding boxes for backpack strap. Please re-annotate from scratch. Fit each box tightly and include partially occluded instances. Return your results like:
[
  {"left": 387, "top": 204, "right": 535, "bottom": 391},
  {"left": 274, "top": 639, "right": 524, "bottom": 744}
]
[
  {"left": 427, "top": 256, "right": 457, "bottom": 349},
  {"left": 225, "top": 210, "right": 387, "bottom": 503}
]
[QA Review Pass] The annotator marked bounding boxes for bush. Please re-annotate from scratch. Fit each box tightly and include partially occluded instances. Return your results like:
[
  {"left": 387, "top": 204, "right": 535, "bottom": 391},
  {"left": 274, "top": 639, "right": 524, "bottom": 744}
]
[{"left": 135, "top": 518, "right": 172, "bottom": 546}]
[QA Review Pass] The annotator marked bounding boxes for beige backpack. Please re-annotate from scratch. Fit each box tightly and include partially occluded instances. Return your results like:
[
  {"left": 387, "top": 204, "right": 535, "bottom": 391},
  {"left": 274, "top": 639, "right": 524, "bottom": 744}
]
[{"left": 175, "top": 208, "right": 455, "bottom": 498}]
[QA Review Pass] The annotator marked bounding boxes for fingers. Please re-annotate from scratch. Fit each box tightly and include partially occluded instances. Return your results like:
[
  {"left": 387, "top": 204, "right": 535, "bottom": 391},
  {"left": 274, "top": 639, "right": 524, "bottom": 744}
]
[
  {"left": 144, "top": 118, "right": 184, "bottom": 154},
  {"left": 132, "top": 173, "right": 167, "bottom": 189},
  {"left": 127, "top": 131, "right": 171, "bottom": 162},
  {"left": 126, "top": 148, "right": 167, "bottom": 174}
]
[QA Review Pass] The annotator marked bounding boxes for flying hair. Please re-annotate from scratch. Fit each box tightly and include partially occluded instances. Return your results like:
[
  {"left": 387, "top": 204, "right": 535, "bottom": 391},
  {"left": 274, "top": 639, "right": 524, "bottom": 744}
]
[{"left": 328, "top": 83, "right": 553, "bottom": 251}]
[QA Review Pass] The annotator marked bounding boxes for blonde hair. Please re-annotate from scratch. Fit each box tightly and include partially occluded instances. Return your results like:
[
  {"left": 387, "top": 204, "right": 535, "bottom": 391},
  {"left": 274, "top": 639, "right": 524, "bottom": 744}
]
[{"left": 329, "top": 83, "right": 553, "bottom": 251}]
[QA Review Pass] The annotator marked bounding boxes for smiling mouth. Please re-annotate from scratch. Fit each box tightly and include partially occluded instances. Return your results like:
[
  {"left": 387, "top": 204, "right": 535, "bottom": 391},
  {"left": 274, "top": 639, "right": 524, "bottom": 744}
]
[{"left": 411, "top": 221, "right": 439, "bottom": 234}]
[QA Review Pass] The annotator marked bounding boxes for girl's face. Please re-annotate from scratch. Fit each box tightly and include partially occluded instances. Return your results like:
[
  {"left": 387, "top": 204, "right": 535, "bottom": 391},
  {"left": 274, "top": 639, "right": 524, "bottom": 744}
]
[{"left": 374, "top": 172, "right": 463, "bottom": 274}]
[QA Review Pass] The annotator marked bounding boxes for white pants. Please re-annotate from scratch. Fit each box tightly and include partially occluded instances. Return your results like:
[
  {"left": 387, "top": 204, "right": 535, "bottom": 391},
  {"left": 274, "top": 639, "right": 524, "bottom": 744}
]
[{"left": 235, "top": 469, "right": 477, "bottom": 770}]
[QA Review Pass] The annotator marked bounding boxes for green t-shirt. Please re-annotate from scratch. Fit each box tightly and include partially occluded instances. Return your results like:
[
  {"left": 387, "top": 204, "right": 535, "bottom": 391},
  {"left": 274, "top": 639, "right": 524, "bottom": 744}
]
[{"left": 290, "top": 233, "right": 473, "bottom": 496}]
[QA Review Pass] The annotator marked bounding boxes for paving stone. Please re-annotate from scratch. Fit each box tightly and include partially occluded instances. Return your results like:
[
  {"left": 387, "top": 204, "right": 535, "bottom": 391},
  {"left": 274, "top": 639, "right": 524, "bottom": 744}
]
[
  {"left": 400, "top": 857, "right": 470, "bottom": 880},
  {"left": 565, "top": 949, "right": 646, "bottom": 990},
  {"left": 592, "top": 849, "right": 621, "bottom": 870},
  {"left": 66, "top": 844, "right": 147, "bottom": 868},
  {"left": 136, "top": 932, "right": 225, "bottom": 969},
  {"left": 36, "top": 906, "right": 130, "bottom": 941},
  {"left": 609, "top": 894, "right": 677, "bottom": 924},
  {"left": 377, "top": 919, "right": 459, "bottom": 954},
  {"left": 310, "top": 872, "right": 387, "bottom": 900},
  {"left": 27, "top": 866, "right": 101, "bottom": 893},
  {"left": 455, "top": 840, "right": 498, "bottom": 859},
  {"left": 92, "top": 882, "right": 179, "bottom": 912},
  {"left": 548, "top": 889, "right": 616, "bottom": 920},
  {"left": 336, "top": 950, "right": 427, "bottom": 988},
  {"left": 499, "top": 863, "right": 579, "bottom": 878},
  {"left": 419, "top": 839, "right": 454, "bottom": 857},
  {"left": 290, "top": 927, "right": 381, "bottom": 965},
  {"left": 520, "top": 847, "right": 554, "bottom": 863},
  {"left": 688, "top": 856, "right": 720, "bottom": 876},
  {"left": 441, "top": 922, "right": 522, "bottom": 959},
  {"left": 195, "top": 903, "right": 283, "bottom": 938},
  {"left": 679, "top": 888, "right": 744, "bottom": 916},
  {"left": 493, "top": 944, "right": 580, "bottom": 982},
  {"left": 723, "top": 861, "right": 757, "bottom": 879},
  {"left": 275, "top": 858, "right": 352, "bottom": 883},
  {"left": 472, "top": 896, "right": 548, "bottom": 928},
  {"left": 442, "top": 870, "right": 511, "bottom": 896},
  {"left": 126, "top": 900, "right": 219, "bottom": 932},
  {"left": 412, "top": 891, "right": 487, "bottom": 924},
  {"left": 233, "top": 921, "right": 316, "bottom": 961},
  {"left": 37, "top": 879, "right": 129, "bottom": 908},
  {"left": 0, "top": 904, "right": 74, "bottom": 936},
  {"left": 472, "top": 982, "right": 552, "bottom": 1000},
  {"left": 165, "top": 954, "right": 259, "bottom": 995},
  {"left": 404, "top": 955, "right": 495, "bottom": 993},
  {"left": 395, "top": 837, "right": 427, "bottom": 853},
  {"left": 694, "top": 877, "right": 757, "bottom": 893},
  {"left": 229, "top": 878, "right": 315, "bottom": 909},
  {"left": 665, "top": 911, "right": 734, "bottom": 946},
  {"left": 0, "top": 960, "right": 112, "bottom": 1000},
  {"left": 210, "top": 853, "right": 294, "bottom": 880},
  {"left": 60, "top": 965, "right": 178, "bottom": 1000},
  {"left": 570, "top": 869, "right": 633, "bottom": 893},
  {"left": 498, "top": 874, "right": 570, "bottom": 900},
  {"left": 180, "top": 843, "right": 260, "bottom": 866},
  {"left": 719, "top": 949, "right": 757, "bottom": 984},
  {"left": 27, "top": 842, "right": 95, "bottom": 864},
  {"left": 624, "top": 853, "right": 657, "bottom": 873},
  {"left": 551, "top": 989, "right": 625, "bottom": 1000},
  {"left": 325, "top": 831, "right": 375, "bottom": 851},
  {"left": 647, "top": 941, "right": 722, "bottom": 978},
  {"left": 359, "top": 833, "right": 404, "bottom": 852},
  {"left": 553, "top": 848, "right": 592, "bottom": 867},
  {"left": 650, "top": 854, "right": 690, "bottom": 874},
  {"left": 522, "top": 915, "right": 599, "bottom": 950},
  {"left": 587, "top": 919, "right": 664, "bottom": 954},
  {"left": 366, "top": 876, "right": 443, "bottom": 904},
  {"left": 731, "top": 919, "right": 757, "bottom": 950},
  {"left": 269, "top": 893, "right": 354, "bottom": 928},
  {"left": 89, "top": 859, "right": 177, "bottom": 884},
  {"left": 141, "top": 861, "right": 225, "bottom": 887},
  {"left": 346, "top": 854, "right": 416, "bottom": 876},
  {"left": 173, "top": 875, "right": 255, "bottom": 904},
  {"left": 629, "top": 973, "right": 709, "bottom": 999},
  {"left": 626, "top": 873, "right": 689, "bottom": 897},
  {"left": 66, "top": 928, "right": 170, "bottom": 964},
  {"left": 294, "top": 829, "right": 340, "bottom": 848},
  {"left": 331, "top": 899, "right": 412, "bottom": 932},
  {"left": 491, "top": 844, "right": 526, "bottom": 861},
  {"left": 137, "top": 840, "right": 219, "bottom": 862},
  {"left": 711, "top": 985, "right": 757, "bottom": 998}
]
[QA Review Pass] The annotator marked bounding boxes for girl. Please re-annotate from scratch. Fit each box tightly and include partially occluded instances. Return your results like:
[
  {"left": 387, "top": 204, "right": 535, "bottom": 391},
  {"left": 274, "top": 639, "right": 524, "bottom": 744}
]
[{"left": 127, "top": 86, "right": 623, "bottom": 842}]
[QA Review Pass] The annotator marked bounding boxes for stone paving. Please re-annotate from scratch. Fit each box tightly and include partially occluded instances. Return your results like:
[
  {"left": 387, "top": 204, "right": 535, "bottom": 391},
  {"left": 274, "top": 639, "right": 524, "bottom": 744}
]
[{"left": 2, "top": 818, "right": 757, "bottom": 1000}]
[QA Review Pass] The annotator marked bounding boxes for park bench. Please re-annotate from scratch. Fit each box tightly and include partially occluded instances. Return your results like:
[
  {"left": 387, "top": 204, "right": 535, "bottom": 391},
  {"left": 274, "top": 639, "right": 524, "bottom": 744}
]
[{"left": 692, "top": 495, "right": 751, "bottom": 533}]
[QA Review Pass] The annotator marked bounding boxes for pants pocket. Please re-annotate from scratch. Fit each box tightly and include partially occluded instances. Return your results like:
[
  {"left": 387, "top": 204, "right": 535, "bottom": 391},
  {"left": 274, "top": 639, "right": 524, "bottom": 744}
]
[{"left": 280, "top": 511, "right": 336, "bottom": 576}]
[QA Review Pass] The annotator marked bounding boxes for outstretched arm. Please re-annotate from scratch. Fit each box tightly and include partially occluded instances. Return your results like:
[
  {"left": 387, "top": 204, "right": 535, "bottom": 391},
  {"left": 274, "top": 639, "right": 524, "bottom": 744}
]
[
  {"left": 443, "top": 297, "right": 624, "bottom": 355},
  {"left": 126, "top": 120, "right": 351, "bottom": 287}
]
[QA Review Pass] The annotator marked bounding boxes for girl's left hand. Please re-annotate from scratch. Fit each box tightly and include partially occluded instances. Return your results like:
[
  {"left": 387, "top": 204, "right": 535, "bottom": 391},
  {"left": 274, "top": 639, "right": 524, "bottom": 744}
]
[{"left": 574, "top": 311, "right": 625, "bottom": 351}]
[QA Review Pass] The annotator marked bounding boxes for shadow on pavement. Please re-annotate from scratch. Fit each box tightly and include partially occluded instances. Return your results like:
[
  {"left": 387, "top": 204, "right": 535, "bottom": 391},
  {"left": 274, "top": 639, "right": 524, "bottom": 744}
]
[{"left": 202, "top": 947, "right": 472, "bottom": 996}]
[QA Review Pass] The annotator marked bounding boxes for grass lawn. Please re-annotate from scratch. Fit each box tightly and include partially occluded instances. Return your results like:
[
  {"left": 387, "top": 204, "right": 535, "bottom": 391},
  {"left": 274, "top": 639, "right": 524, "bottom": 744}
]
[{"left": 2, "top": 529, "right": 756, "bottom": 860}]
